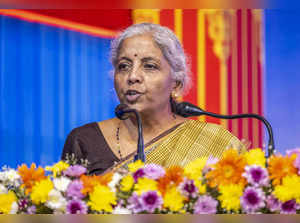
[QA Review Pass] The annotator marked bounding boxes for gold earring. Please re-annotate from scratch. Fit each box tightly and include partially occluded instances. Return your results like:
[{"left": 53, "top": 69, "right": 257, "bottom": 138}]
[{"left": 171, "top": 92, "right": 178, "bottom": 99}]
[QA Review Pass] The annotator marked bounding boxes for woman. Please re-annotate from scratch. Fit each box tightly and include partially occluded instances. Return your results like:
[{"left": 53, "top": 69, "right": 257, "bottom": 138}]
[{"left": 61, "top": 23, "right": 245, "bottom": 175}]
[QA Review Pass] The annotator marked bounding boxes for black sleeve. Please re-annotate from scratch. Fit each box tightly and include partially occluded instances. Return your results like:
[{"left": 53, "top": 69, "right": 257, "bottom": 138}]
[{"left": 61, "top": 129, "right": 85, "bottom": 162}]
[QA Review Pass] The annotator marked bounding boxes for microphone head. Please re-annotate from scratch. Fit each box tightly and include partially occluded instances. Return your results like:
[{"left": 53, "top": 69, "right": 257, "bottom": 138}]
[
  {"left": 175, "top": 102, "right": 192, "bottom": 117},
  {"left": 176, "top": 102, "right": 205, "bottom": 117},
  {"left": 115, "top": 104, "right": 131, "bottom": 120}
]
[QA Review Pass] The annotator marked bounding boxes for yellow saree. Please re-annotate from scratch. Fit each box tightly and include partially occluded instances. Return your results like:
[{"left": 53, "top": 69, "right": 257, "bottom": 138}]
[{"left": 106, "top": 119, "right": 245, "bottom": 173}]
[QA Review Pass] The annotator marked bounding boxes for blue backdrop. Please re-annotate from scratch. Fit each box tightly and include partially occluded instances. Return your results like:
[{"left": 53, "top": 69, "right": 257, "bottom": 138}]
[
  {"left": 0, "top": 15, "right": 119, "bottom": 168},
  {"left": 265, "top": 10, "right": 300, "bottom": 153}
]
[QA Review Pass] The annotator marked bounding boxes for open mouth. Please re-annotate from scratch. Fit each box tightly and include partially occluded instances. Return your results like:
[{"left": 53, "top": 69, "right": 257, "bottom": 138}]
[{"left": 125, "top": 90, "right": 143, "bottom": 102}]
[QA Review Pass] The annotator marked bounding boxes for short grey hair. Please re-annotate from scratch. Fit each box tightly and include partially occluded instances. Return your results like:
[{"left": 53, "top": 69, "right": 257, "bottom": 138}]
[{"left": 110, "top": 23, "right": 191, "bottom": 94}]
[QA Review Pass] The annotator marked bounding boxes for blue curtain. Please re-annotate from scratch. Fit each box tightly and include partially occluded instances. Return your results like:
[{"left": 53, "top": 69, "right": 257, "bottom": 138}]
[
  {"left": 0, "top": 15, "right": 119, "bottom": 168},
  {"left": 265, "top": 10, "right": 300, "bottom": 152}
]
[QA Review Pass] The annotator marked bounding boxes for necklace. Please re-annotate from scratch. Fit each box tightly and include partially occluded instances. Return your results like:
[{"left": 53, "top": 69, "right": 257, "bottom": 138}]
[{"left": 116, "top": 121, "right": 123, "bottom": 160}]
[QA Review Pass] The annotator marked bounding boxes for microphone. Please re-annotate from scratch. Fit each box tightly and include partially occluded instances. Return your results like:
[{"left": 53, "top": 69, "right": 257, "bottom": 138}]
[
  {"left": 176, "top": 101, "right": 275, "bottom": 157},
  {"left": 115, "top": 104, "right": 145, "bottom": 162}
]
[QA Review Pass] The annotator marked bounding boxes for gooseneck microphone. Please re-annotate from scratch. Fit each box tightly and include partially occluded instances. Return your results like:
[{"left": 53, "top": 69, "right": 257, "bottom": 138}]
[
  {"left": 176, "top": 101, "right": 275, "bottom": 157},
  {"left": 115, "top": 104, "right": 145, "bottom": 162}
]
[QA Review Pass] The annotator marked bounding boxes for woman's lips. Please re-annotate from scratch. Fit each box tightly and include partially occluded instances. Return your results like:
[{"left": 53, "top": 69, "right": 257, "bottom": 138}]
[
  {"left": 125, "top": 90, "right": 143, "bottom": 103},
  {"left": 125, "top": 94, "right": 142, "bottom": 102}
]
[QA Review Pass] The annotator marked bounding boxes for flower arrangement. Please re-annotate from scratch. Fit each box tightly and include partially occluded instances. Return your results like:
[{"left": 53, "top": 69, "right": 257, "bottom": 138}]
[{"left": 1, "top": 148, "right": 300, "bottom": 214}]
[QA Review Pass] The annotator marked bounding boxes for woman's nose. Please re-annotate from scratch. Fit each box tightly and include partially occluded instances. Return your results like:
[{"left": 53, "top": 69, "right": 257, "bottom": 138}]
[{"left": 127, "top": 66, "right": 143, "bottom": 85}]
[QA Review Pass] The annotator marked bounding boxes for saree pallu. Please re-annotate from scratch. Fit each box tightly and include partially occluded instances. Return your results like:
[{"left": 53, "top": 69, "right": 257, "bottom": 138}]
[{"left": 106, "top": 119, "right": 245, "bottom": 174}]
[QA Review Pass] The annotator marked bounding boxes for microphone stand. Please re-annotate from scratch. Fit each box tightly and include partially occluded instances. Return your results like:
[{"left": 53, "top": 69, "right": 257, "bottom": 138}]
[
  {"left": 176, "top": 102, "right": 275, "bottom": 158},
  {"left": 115, "top": 105, "right": 145, "bottom": 162},
  {"left": 132, "top": 109, "right": 145, "bottom": 162}
]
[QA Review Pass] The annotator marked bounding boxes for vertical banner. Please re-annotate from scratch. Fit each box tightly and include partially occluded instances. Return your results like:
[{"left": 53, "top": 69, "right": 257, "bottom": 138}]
[{"left": 132, "top": 9, "right": 264, "bottom": 149}]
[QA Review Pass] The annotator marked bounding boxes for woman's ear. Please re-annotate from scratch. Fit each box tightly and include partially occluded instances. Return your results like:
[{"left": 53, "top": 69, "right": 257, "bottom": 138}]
[{"left": 172, "top": 80, "right": 183, "bottom": 97}]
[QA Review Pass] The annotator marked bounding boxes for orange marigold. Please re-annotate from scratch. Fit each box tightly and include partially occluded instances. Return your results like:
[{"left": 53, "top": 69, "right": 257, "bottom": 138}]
[
  {"left": 157, "top": 166, "right": 184, "bottom": 196},
  {"left": 268, "top": 154, "right": 298, "bottom": 186},
  {"left": 206, "top": 149, "right": 247, "bottom": 188},
  {"left": 18, "top": 163, "right": 46, "bottom": 194},
  {"left": 80, "top": 173, "right": 113, "bottom": 195}
]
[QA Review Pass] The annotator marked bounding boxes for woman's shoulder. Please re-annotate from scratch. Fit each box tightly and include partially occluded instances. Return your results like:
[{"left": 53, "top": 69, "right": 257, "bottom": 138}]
[
  {"left": 183, "top": 119, "right": 234, "bottom": 135},
  {"left": 182, "top": 119, "right": 245, "bottom": 151},
  {"left": 68, "top": 122, "right": 99, "bottom": 138},
  {"left": 69, "top": 118, "right": 118, "bottom": 137}
]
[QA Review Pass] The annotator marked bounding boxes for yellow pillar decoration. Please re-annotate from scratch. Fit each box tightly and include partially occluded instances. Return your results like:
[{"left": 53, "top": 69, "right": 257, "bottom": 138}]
[
  {"left": 132, "top": 9, "right": 160, "bottom": 24},
  {"left": 206, "top": 10, "right": 232, "bottom": 129}
]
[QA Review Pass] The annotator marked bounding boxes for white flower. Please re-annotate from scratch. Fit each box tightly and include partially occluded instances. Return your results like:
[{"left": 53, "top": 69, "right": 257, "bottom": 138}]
[
  {"left": 53, "top": 177, "right": 71, "bottom": 192},
  {"left": 112, "top": 206, "right": 132, "bottom": 214},
  {"left": 0, "top": 172, "right": 5, "bottom": 181},
  {"left": 0, "top": 184, "right": 8, "bottom": 194},
  {"left": 108, "top": 172, "right": 122, "bottom": 192},
  {"left": 46, "top": 189, "right": 67, "bottom": 211},
  {"left": 0, "top": 169, "right": 21, "bottom": 186},
  {"left": 10, "top": 202, "right": 18, "bottom": 214}
]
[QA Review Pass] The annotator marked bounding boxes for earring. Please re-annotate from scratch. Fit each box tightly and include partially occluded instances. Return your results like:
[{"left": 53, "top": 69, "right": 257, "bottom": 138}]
[{"left": 171, "top": 92, "right": 178, "bottom": 99}]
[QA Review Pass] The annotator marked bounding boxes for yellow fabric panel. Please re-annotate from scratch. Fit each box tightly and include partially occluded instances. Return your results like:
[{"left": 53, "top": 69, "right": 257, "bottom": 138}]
[{"left": 146, "top": 119, "right": 245, "bottom": 167}]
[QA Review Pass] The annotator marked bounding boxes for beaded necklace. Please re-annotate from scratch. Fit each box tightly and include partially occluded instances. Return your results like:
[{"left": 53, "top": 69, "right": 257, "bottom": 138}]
[{"left": 116, "top": 121, "right": 123, "bottom": 160}]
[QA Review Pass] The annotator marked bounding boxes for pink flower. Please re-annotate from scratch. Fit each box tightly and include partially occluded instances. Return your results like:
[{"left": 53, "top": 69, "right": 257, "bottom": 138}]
[{"left": 64, "top": 165, "right": 86, "bottom": 177}]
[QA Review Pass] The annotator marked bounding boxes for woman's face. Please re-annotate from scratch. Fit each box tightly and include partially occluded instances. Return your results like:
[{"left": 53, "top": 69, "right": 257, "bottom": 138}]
[{"left": 114, "top": 34, "right": 177, "bottom": 114}]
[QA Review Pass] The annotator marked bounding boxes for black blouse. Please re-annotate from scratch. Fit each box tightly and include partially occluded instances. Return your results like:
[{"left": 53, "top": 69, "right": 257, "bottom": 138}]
[{"left": 61, "top": 123, "right": 119, "bottom": 175}]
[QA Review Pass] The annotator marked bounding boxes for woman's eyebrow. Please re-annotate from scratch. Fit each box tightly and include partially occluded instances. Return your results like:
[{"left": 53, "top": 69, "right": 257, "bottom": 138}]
[
  {"left": 117, "top": 57, "right": 132, "bottom": 63},
  {"left": 141, "top": 57, "right": 160, "bottom": 63}
]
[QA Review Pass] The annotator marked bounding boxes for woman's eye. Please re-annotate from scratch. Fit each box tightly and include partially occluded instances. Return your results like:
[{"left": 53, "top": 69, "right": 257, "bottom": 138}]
[
  {"left": 144, "top": 63, "right": 158, "bottom": 70},
  {"left": 118, "top": 63, "right": 130, "bottom": 71}
]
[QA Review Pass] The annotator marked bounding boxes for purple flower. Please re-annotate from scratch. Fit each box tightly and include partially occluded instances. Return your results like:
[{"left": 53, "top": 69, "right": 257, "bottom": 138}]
[
  {"left": 140, "top": 191, "right": 163, "bottom": 213},
  {"left": 179, "top": 178, "right": 198, "bottom": 198},
  {"left": 266, "top": 195, "right": 281, "bottom": 212},
  {"left": 280, "top": 200, "right": 299, "bottom": 214},
  {"left": 133, "top": 168, "right": 146, "bottom": 182},
  {"left": 127, "top": 192, "right": 144, "bottom": 213},
  {"left": 18, "top": 199, "right": 29, "bottom": 209},
  {"left": 242, "top": 165, "right": 269, "bottom": 187},
  {"left": 143, "top": 164, "right": 165, "bottom": 180},
  {"left": 203, "top": 157, "right": 219, "bottom": 173},
  {"left": 241, "top": 187, "right": 265, "bottom": 213},
  {"left": 64, "top": 165, "right": 86, "bottom": 177},
  {"left": 66, "top": 199, "right": 88, "bottom": 214},
  {"left": 293, "top": 154, "right": 300, "bottom": 174},
  {"left": 66, "top": 180, "right": 84, "bottom": 199},
  {"left": 26, "top": 205, "right": 36, "bottom": 214},
  {"left": 194, "top": 195, "right": 218, "bottom": 214}
]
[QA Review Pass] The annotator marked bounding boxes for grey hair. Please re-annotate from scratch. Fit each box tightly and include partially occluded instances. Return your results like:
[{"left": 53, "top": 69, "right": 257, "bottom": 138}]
[{"left": 110, "top": 23, "right": 191, "bottom": 94}]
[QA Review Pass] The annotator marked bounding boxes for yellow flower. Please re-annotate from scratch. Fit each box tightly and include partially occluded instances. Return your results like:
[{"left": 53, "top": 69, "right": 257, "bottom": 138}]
[
  {"left": 134, "top": 178, "right": 158, "bottom": 195},
  {"left": 194, "top": 179, "right": 206, "bottom": 194},
  {"left": 45, "top": 161, "right": 69, "bottom": 178},
  {"left": 128, "top": 160, "right": 144, "bottom": 173},
  {"left": 30, "top": 178, "right": 53, "bottom": 204},
  {"left": 0, "top": 191, "right": 17, "bottom": 214},
  {"left": 184, "top": 157, "right": 207, "bottom": 181},
  {"left": 88, "top": 185, "right": 116, "bottom": 213},
  {"left": 163, "top": 186, "right": 185, "bottom": 212},
  {"left": 273, "top": 174, "right": 300, "bottom": 203},
  {"left": 244, "top": 148, "right": 266, "bottom": 167},
  {"left": 120, "top": 175, "right": 134, "bottom": 192},
  {"left": 218, "top": 184, "right": 243, "bottom": 212}
]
